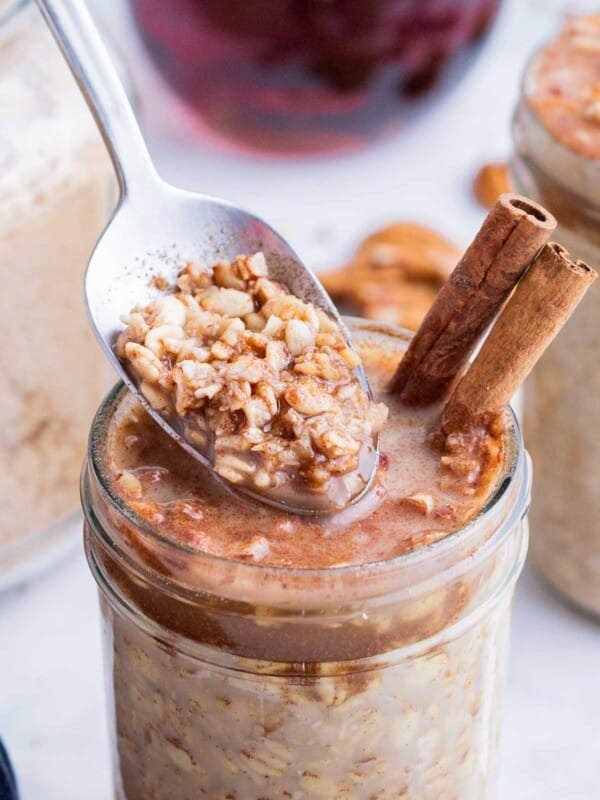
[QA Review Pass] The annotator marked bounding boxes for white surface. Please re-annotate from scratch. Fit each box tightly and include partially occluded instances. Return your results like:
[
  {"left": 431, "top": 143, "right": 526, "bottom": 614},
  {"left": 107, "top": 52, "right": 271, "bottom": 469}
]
[{"left": 1, "top": 0, "right": 599, "bottom": 798}]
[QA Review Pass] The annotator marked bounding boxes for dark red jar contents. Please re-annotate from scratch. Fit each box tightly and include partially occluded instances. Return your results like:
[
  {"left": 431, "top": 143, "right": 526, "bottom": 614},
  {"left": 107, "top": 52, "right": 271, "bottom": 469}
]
[{"left": 130, "top": 0, "right": 501, "bottom": 154}]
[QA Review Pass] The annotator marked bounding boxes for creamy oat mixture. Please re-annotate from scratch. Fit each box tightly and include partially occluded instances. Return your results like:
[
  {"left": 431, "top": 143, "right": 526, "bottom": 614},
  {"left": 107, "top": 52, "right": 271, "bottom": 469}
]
[
  {"left": 528, "top": 14, "right": 600, "bottom": 159},
  {"left": 108, "top": 595, "right": 513, "bottom": 800},
  {"left": 117, "top": 254, "right": 387, "bottom": 509},
  {"left": 108, "top": 331, "right": 505, "bottom": 569}
]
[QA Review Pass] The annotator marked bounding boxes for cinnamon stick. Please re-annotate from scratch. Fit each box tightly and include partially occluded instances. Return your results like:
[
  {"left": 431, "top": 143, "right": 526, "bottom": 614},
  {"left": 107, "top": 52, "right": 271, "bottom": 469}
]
[
  {"left": 390, "top": 194, "right": 556, "bottom": 404},
  {"left": 441, "top": 242, "right": 597, "bottom": 433}
]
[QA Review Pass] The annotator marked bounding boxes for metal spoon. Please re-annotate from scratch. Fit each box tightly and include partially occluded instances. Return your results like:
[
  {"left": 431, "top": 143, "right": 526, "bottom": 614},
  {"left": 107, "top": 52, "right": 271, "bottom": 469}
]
[{"left": 34, "top": 0, "right": 378, "bottom": 515}]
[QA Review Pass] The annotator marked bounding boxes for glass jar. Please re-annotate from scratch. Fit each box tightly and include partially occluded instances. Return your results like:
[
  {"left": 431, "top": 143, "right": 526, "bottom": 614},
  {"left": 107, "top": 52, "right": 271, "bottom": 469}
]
[
  {"left": 511, "top": 29, "right": 600, "bottom": 618},
  {"left": 0, "top": 0, "right": 113, "bottom": 589},
  {"left": 82, "top": 320, "right": 530, "bottom": 800},
  {"left": 129, "top": 0, "right": 502, "bottom": 155}
]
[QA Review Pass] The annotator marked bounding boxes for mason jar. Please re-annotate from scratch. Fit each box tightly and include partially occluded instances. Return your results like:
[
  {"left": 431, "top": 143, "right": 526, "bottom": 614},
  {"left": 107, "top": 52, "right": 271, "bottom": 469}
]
[
  {"left": 0, "top": 0, "right": 114, "bottom": 588},
  {"left": 82, "top": 320, "right": 530, "bottom": 800},
  {"left": 511, "top": 17, "right": 600, "bottom": 617},
  {"left": 128, "top": 0, "right": 502, "bottom": 155}
]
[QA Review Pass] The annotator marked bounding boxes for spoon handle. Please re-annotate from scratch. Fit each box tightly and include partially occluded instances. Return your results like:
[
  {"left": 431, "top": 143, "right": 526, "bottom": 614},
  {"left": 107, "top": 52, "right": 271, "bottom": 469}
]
[{"left": 34, "top": 0, "right": 157, "bottom": 199}]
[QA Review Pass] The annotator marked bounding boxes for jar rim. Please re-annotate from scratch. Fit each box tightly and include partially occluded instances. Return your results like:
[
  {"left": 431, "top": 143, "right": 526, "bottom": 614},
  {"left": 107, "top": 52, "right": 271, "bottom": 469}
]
[{"left": 84, "top": 317, "right": 528, "bottom": 585}]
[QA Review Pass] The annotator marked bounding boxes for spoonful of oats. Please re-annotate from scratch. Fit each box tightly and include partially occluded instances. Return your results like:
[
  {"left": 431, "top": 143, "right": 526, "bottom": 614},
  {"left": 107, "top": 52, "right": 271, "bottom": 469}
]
[
  {"left": 117, "top": 253, "right": 387, "bottom": 512},
  {"left": 35, "top": 0, "right": 384, "bottom": 514}
]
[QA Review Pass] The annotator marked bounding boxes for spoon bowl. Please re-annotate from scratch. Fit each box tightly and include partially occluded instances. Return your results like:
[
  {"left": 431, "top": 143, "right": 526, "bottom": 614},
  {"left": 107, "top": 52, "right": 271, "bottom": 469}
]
[
  {"left": 87, "top": 181, "right": 377, "bottom": 514},
  {"left": 87, "top": 180, "right": 358, "bottom": 381},
  {"left": 36, "top": 0, "right": 378, "bottom": 515}
]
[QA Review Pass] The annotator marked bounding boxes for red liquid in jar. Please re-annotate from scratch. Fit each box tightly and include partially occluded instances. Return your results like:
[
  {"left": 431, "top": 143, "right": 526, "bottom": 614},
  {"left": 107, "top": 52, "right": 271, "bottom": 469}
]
[{"left": 130, "top": 0, "right": 501, "bottom": 154}]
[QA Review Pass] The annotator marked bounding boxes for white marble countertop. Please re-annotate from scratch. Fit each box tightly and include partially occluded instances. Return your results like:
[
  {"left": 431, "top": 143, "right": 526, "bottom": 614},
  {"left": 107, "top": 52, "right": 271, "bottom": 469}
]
[{"left": 1, "top": 0, "right": 599, "bottom": 798}]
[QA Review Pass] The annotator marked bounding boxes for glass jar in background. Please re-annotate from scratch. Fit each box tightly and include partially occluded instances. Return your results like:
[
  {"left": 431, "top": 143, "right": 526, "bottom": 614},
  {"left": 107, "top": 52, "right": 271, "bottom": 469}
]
[
  {"left": 129, "top": 0, "right": 502, "bottom": 155},
  {"left": 0, "top": 0, "right": 114, "bottom": 589},
  {"left": 82, "top": 320, "right": 530, "bottom": 800},
  {"left": 511, "top": 14, "right": 600, "bottom": 617}
]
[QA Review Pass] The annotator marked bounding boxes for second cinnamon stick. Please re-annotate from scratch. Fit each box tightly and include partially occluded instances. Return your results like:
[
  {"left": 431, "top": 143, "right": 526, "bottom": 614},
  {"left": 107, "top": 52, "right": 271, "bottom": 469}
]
[{"left": 441, "top": 242, "right": 597, "bottom": 433}]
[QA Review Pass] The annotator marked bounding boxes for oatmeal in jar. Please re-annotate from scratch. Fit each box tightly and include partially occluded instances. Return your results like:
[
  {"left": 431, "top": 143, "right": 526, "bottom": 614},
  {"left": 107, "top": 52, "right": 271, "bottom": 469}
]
[
  {"left": 83, "top": 319, "right": 530, "bottom": 799},
  {"left": 0, "top": 0, "right": 112, "bottom": 583},
  {"left": 512, "top": 13, "right": 600, "bottom": 616}
]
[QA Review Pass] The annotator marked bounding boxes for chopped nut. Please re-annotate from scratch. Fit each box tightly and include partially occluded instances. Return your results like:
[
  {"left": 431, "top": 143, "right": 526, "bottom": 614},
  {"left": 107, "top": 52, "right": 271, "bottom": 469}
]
[
  {"left": 211, "top": 340, "right": 233, "bottom": 361},
  {"left": 265, "top": 340, "right": 289, "bottom": 371},
  {"left": 263, "top": 314, "right": 285, "bottom": 338},
  {"left": 253, "top": 468, "right": 272, "bottom": 489},
  {"left": 194, "top": 383, "right": 222, "bottom": 401},
  {"left": 238, "top": 251, "right": 268, "bottom": 279},
  {"left": 295, "top": 350, "right": 346, "bottom": 382},
  {"left": 338, "top": 347, "right": 361, "bottom": 368},
  {"left": 244, "top": 330, "right": 268, "bottom": 353},
  {"left": 254, "top": 277, "right": 285, "bottom": 303},
  {"left": 149, "top": 295, "right": 188, "bottom": 327},
  {"left": 213, "top": 260, "right": 247, "bottom": 291},
  {"left": 367, "top": 402, "right": 389, "bottom": 432},
  {"left": 441, "top": 455, "right": 479, "bottom": 477},
  {"left": 186, "top": 426, "right": 209, "bottom": 448},
  {"left": 225, "top": 355, "right": 264, "bottom": 383},
  {"left": 120, "top": 311, "right": 149, "bottom": 341},
  {"left": 256, "top": 382, "right": 278, "bottom": 416},
  {"left": 284, "top": 377, "right": 335, "bottom": 416},
  {"left": 318, "top": 429, "right": 361, "bottom": 457},
  {"left": 400, "top": 492, "right": 435, "bottom": 516},
  {"left": 199, "top": 286, "right": 255, "bottom": 317},
  {"left": 179, "top": 360, "right": 219, "bottom": 386},
  {"left": 115, "top": 471, "right": 143, "bottom": 499},
  {"left": 125, "top": 342, "right": 163, "bottom": 382},
  {"left": 285, "top": 319, "right": 315, "bottom": 355},
  {"left": 217, "top": 434, "right": 252, "bottom": 452},
  {"left": 139, "top": 380, "right": 172, "bottom": 413},
  {"left": 315, "top": 307, "right": 338, "bottom": 333},
  {"left": 473, "top": 162, "right": 511, "bottom": 209},
  {"left": 214, "top": 452, "right": 256, "bottom": 483},
  {"left": 118, "top": 251, "right": 386, "bottom": 498},
  {"left": 262, "top": 295, "right": 319, "bottom": 329},
  {"left": 221, "top": 318, "right": 245, "bottom": 346},
  {"left": 144, "top": 324, "right": 185, "bottom": 356},
  {"left": 176, "top": 261, "right": 212, "bottom": 293},
  {"left": 243, "top": 397, "right": 272, "bottom": 428},
  {"left": 244, "top": 312, "right": 266, "bottom": 332}
]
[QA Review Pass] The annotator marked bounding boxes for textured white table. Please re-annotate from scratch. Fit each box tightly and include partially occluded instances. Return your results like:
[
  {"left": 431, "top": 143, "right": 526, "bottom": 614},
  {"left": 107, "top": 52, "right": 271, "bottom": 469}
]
[{"left": 1, "top": 1, "right": 599, "bottom": 798}]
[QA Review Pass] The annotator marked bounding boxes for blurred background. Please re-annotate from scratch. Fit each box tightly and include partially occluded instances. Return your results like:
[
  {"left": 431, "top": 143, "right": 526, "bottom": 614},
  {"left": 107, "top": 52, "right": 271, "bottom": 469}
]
[{"left": 0, "top": 0, "right": 599, "bottom": 798}]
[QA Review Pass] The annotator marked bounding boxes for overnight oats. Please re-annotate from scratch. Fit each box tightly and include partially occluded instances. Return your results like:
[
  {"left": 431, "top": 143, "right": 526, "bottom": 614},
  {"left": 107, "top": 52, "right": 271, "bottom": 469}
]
[
  {"left": 82, "top": 184, "right": 594, "bottom": 800},
  {"left": 511, "top": 14, "right": 600, "bottom": 616},
  {"left": 81, "top": 195, "right": 595, "bottom": 799},
  {"left": 85, "top": 319, "right": 529, "bottom": 800},
  {"left": 0, "top": 0, "right": 112, "bottom": 585}
]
